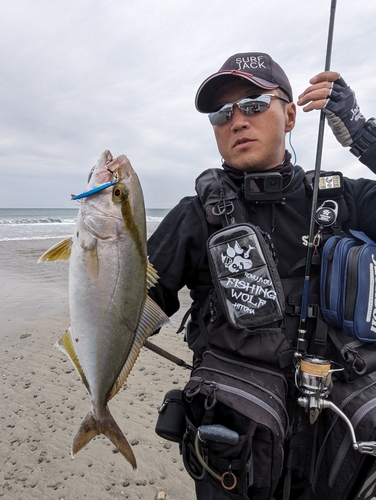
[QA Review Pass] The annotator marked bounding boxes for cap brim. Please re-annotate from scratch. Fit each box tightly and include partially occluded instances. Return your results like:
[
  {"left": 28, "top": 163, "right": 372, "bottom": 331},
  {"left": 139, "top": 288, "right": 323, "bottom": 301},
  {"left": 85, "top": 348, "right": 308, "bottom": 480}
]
[{"left": 195, "top": 70, "right": 279, "bottom": 113}]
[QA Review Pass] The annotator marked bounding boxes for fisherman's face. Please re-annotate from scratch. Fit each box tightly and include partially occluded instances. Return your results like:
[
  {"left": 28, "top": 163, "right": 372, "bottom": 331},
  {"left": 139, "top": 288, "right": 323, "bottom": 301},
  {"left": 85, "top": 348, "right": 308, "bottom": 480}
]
[{"left": 211, "top": 79, "right": 296, "bottom": 172}]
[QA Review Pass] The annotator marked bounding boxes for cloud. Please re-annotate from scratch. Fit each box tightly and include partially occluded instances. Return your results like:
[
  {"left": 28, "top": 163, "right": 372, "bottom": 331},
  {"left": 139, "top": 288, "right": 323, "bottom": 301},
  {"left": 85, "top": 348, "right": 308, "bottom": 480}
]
[{"left": 1, "top": 0, "right": 376, "bottom": 208}]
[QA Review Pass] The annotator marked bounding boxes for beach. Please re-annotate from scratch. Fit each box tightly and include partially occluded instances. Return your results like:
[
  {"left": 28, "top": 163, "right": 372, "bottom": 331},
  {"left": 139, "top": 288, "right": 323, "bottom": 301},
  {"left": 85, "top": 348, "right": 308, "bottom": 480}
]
[{"left": 0, "top": 238, "right": 195, "bottom": 500}]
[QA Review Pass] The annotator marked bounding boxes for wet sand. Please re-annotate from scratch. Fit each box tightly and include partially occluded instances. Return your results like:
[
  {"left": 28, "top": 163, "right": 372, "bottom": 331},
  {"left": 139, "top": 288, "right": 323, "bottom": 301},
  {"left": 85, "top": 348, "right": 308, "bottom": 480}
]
[{"left": 0, "top": 239, "right": 195, "bottom": 500}]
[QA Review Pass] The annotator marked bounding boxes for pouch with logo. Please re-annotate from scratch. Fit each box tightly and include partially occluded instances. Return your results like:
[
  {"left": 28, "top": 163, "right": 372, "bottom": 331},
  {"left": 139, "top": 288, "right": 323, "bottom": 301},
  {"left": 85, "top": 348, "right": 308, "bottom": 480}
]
[{"left": 207, "top": 223, "right": 285, "bottom": 330}]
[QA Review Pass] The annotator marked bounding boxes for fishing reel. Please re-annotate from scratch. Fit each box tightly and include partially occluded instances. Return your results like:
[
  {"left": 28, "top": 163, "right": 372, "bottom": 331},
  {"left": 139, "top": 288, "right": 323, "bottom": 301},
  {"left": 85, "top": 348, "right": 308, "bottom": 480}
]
[
  {"left": 294, "top": 353, "right": 342, "bottom": 424},
  {"left": 294, "top": 353, "right": 376, "bottom": 456}
]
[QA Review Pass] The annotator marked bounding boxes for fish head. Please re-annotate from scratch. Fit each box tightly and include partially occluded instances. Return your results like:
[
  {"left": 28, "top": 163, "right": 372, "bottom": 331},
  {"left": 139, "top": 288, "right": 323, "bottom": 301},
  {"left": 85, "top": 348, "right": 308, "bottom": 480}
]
[{"left": 78, "top": 151, "right": 146, "bottom": 249}]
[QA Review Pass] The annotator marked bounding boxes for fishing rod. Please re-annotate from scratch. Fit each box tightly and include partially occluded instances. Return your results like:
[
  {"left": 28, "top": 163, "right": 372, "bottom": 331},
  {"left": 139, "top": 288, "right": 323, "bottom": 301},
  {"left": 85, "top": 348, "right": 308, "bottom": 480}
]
[
  {"left": 144, "top": 339, "right": 193, "bottom": 370},
  {"left": 296, "top": 0, "right": 338, "bottom": 352}
]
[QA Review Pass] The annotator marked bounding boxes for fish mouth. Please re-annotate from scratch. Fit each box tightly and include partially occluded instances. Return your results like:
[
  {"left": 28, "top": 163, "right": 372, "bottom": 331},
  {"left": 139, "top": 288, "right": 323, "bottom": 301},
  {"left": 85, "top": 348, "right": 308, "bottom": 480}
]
[
  {"left": 72, "top": 151, "right": 117, "bottom": 200},
  {"left": 89, "top": 151, "right": 116, "bottom": 186}
]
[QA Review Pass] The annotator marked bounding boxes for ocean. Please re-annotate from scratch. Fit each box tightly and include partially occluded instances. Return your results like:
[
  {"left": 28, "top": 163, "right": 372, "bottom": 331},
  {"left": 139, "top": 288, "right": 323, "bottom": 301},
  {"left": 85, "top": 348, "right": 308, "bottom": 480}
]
[{"left": 0, "top": 208, "right": 169, "bottom": 242}]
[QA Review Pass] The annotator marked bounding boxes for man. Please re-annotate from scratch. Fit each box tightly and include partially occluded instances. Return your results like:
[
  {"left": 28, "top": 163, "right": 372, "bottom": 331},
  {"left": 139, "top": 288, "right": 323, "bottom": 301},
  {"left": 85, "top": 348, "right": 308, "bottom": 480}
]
[{"left": 149, "top": 53, "right": 376, "bottom": 499}]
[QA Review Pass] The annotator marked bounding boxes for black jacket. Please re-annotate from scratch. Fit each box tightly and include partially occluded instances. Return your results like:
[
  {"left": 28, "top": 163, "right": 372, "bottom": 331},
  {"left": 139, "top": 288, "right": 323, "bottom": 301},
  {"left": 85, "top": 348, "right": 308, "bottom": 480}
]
[{"left": 148, "top": 160, "right": 376, "bottom": 319}]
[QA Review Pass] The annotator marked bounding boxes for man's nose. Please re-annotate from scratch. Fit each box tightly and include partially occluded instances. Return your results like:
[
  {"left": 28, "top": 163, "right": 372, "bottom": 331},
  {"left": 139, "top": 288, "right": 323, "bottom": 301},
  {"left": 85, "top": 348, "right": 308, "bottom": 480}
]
[{"left": 230, "top": 105, "right": 249, "bottom": 131}]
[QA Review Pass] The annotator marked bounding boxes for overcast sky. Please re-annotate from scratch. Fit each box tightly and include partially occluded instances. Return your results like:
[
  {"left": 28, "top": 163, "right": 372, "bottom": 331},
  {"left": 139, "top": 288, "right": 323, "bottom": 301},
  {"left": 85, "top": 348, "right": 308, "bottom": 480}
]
[{"left": 1, "top": 0, "right": 376, "bottom": 209}]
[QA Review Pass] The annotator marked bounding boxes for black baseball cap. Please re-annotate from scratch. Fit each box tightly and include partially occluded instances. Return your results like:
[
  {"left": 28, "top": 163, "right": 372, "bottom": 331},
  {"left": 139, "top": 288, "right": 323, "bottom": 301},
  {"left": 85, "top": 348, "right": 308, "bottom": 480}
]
[{"left": 195, "top": 52, "right": 293, "bottom": 113}]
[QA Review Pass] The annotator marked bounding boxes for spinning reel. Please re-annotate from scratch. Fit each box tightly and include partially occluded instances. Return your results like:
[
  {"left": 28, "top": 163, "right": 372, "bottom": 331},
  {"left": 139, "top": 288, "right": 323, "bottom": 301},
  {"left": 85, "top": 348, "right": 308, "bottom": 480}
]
[{"left": 294, "top": 353, "right": 376, "bottom": 456}]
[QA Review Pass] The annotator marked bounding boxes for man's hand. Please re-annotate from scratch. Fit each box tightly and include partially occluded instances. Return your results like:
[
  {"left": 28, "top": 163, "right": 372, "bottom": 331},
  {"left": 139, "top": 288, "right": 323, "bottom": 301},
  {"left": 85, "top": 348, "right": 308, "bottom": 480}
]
[
  {"left": 297, "top": 71, "right": 340, "bottom": 111},
  {"left": 297, "top": 71, "right": 366, "bottom": 147}
]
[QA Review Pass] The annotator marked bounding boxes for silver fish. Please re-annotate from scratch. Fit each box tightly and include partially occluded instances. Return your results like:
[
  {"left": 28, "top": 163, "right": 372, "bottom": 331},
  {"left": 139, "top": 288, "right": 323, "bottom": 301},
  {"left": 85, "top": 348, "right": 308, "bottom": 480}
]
[{"left": 39, "top": 150, "right": 168, "bottom": 469}]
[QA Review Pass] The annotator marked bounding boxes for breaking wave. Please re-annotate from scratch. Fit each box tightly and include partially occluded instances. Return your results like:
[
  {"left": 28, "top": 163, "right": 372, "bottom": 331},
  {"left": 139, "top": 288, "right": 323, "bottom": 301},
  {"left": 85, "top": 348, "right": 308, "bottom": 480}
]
[{"left": 0, "top": 208, "right": 168, "bottom": 242}]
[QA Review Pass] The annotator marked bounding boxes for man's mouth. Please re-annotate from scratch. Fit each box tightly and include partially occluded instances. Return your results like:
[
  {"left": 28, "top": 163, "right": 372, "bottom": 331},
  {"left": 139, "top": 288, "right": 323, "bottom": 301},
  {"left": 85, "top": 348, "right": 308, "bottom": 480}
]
[{"left": 233, "top": 137, "right": 253, "bottom": 148}]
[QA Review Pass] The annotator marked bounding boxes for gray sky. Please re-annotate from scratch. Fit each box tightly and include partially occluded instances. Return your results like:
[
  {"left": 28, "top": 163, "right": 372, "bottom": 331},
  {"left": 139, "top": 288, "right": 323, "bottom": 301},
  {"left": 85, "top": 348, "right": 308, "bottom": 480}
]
[{"left": 1, "top": 0, "right": 375, "bottom": 208}]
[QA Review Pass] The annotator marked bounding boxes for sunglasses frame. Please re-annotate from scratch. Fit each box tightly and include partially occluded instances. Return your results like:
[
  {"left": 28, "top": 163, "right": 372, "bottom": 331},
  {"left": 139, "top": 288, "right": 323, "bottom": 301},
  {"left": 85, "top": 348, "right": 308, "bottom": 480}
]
[{"left": 209, "top": 93, "right": 290, "bottom": 126}]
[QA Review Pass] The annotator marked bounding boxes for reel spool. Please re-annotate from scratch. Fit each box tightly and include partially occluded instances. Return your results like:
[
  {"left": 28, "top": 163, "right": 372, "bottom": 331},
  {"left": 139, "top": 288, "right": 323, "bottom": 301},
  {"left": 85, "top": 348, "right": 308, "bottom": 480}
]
[
  {"left": 295, "top": 354, "right": 376, "bottom": 456},
  {"left": 295, "top": 354, "right": 339, "bottom": 399}
]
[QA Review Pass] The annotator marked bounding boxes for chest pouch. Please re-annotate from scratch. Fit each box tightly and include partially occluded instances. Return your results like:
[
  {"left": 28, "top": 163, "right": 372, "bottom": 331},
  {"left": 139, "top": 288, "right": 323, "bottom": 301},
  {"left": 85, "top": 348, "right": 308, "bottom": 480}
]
[{"left": 207, "top": 223, "right": 285, "bottom": 330}]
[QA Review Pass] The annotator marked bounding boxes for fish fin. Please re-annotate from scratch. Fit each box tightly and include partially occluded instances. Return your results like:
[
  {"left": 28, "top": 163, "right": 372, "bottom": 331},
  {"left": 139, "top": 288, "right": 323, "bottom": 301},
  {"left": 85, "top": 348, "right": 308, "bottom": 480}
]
[
  {"left": 55, "top": 329, "right": 90, "bottom": 392},
  {"left": 139, "top": 294, "right": 170, "bottom": 335},
  {"left": 38, "top": 237, "right": 73, "bottom": 262},
  {"left": 146, "top": 261, "right": 160, "bottom": 289},
  {"left": 72, "top": 405, "right": 137, "bottom": 469},
  {"left": 108, "top": 296, "right": 169, "bottom": 401}
]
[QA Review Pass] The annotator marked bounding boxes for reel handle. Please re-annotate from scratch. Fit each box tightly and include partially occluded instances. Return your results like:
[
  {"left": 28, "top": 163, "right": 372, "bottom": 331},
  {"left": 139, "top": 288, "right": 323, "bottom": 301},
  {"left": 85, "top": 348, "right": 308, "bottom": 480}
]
[
  {"left": 355, "top": 442, "right": 376, "bottom": 457},
  {"left": 298, "top": 397, "right": 376, "bottom": 456}
]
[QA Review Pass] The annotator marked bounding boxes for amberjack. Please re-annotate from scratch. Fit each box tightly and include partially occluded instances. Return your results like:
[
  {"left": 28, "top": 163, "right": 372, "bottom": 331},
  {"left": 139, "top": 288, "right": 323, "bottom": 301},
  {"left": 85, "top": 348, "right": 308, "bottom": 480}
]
[{"left": 39, "top": 150, "right": 168, "bottom": 469}]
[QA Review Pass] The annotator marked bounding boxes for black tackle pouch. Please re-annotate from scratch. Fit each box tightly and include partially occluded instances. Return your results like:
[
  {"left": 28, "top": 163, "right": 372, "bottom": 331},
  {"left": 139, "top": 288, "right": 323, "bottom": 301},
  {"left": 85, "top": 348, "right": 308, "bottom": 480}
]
[
  {"left": 207, "top": 223, "right": 285, "bottom": 330},
  {"left": 155, "top": 389, "right": 186, "bottom": 443},
  {"left": 181, "top": 351, "right": 289, "bottom": 500}
]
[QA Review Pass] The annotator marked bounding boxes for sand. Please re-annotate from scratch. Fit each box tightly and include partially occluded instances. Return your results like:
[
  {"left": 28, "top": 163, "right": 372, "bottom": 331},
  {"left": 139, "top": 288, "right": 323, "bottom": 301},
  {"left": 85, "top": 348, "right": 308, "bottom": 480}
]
[{"left": 0, "top": 239, "right": 196, "bottom": 500}]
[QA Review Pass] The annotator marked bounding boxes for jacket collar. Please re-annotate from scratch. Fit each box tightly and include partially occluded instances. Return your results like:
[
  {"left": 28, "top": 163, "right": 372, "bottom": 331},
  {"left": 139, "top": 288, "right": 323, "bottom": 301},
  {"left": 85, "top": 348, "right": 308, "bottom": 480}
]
[{"left": 222, "top": 151, "right": 294, "bottom": 191}]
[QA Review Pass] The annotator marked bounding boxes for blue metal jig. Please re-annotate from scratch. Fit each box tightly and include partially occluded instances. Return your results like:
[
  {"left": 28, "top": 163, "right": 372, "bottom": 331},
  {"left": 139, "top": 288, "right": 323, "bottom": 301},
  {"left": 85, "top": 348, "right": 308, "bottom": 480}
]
[{"left": 71, "top": 180, "right": 117, "bottom": 200}]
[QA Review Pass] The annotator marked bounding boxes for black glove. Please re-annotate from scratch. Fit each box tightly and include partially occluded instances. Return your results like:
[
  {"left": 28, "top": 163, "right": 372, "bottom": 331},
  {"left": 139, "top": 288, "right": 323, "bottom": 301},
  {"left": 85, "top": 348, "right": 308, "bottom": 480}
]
[{"left": 323, "top": 77, "right": 366, "bottom": 147}]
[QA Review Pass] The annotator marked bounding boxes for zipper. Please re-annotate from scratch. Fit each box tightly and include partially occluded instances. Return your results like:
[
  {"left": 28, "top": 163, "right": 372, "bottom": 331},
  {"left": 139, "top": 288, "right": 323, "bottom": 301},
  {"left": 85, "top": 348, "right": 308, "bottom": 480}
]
[
  {"left": 190, "top": 373, "right": 287, "bottom": 439},
  {"left": 195, "top": 365, "right": 287, "bottom": 414},
  {"left": 158, "top": 397, "right": 182, "bottom": 414},
  {"left": 203, "top": 351, "right": 288, "bottom": 390},
  {"left": 196, "top": 352, "right": 290, "bottom": 427}
]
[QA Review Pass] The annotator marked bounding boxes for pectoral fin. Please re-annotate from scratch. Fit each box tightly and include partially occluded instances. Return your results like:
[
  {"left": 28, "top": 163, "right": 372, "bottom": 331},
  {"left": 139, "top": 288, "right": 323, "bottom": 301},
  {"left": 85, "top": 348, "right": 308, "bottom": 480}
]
[{"left": 38, "top": 237, "right": 73, "bottom": 262}]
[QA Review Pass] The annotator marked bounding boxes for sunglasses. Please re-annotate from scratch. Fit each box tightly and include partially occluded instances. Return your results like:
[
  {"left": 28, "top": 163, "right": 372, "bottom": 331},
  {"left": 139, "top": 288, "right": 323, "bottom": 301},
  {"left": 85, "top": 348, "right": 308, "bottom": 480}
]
[{"left": 208, "top": 94, "right": 290, "bottom": 126}]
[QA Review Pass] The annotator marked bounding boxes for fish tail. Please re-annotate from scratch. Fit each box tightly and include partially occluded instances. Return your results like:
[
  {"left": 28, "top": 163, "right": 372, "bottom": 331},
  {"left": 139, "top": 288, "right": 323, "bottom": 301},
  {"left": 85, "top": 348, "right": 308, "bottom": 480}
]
[{"left": 72, "top": 406, "right": 137, "bottom": 469}]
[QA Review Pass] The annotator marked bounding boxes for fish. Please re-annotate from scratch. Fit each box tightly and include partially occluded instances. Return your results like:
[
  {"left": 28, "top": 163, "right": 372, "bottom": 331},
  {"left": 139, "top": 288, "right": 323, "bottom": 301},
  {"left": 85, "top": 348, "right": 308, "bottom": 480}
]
[{"left": 38, "top": 150, "right": 169, "bottom": 469}]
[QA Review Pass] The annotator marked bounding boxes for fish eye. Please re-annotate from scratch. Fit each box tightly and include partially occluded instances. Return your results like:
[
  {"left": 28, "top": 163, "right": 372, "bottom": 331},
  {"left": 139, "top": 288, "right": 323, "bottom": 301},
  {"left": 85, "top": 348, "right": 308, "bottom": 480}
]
[{"left": 112, "top": 184, "right": 127, "bottom": 202}]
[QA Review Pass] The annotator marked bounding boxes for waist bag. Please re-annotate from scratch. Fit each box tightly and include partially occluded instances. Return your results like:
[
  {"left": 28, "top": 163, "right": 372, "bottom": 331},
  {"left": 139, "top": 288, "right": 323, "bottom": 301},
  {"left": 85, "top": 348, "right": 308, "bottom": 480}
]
[
  {"left": 320, "top": 230, "right": 376, "bottom": 342},
  {"left": 182, "top": 350, "right": 289, "bottom": 500}
]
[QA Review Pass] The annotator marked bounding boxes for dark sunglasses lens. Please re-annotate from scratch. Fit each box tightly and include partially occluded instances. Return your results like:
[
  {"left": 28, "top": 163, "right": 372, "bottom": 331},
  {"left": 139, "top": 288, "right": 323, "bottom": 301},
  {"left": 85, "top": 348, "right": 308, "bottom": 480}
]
[
  {"left": 209, "top": 103, "right": 233, "bottom": 125},
  {"left": 208, "top": 95, "right": 272, "bottom": 125},
  {"left": 238, "top": 95, "right": 271, "bottom": 115}
]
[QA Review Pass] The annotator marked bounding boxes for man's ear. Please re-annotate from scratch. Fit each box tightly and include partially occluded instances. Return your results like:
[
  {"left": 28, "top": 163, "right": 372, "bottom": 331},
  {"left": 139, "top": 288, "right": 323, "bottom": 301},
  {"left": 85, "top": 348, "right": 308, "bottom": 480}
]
[{"left": 285, "top": 102, "right": 296, "bottom": 132}]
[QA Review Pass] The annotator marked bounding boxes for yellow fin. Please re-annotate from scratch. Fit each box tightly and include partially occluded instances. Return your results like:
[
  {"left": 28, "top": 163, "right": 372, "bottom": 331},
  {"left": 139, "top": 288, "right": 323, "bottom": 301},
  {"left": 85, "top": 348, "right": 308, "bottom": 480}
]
[
  {"left": 38, "top": 237, "right": 72, "bottom": 262},
  {"left": 146, "top": 260, "right": 160, "bottom": 289},
  {"left": 108, "top": 296, "right": 169, "bottom": 400},
  {"left": 72, "top": 405, "right": 136, "bottom": 469},
  {"left": 55, "top": 329, "right": 89, "bottom": 392}
]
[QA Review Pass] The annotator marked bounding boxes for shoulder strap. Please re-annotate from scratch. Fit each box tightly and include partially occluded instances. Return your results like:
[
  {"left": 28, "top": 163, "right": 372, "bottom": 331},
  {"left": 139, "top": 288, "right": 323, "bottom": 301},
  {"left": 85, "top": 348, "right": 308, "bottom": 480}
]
[{"left": 195, "top": 168, "right": 246, "bottom": 227}]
